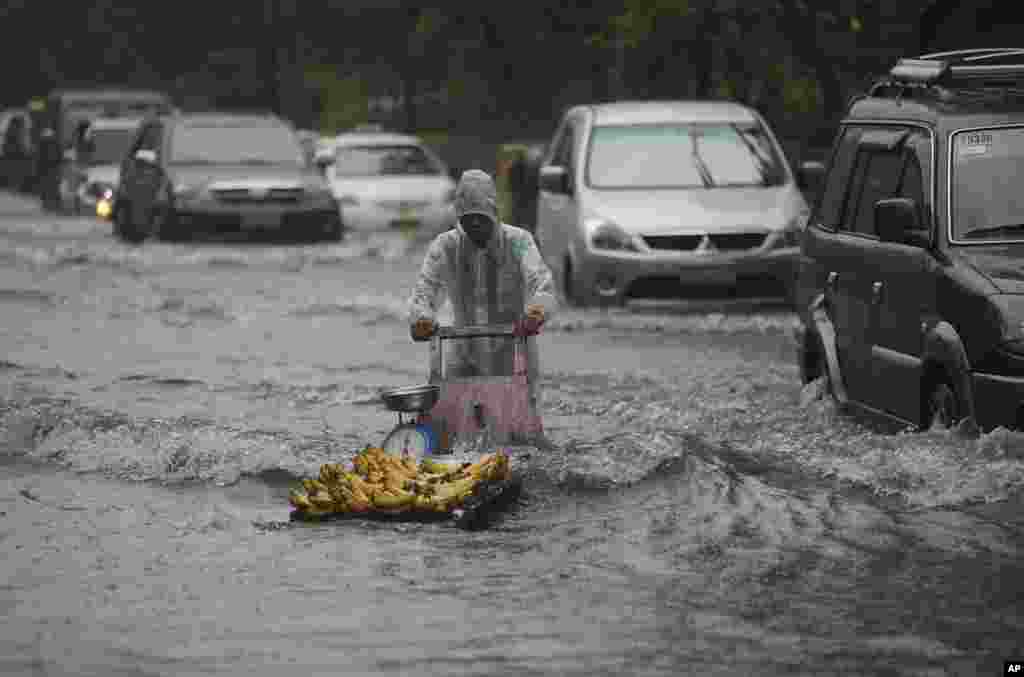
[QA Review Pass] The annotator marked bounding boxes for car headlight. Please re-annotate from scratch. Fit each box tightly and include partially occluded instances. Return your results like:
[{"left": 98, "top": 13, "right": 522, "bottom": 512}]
[
  {"left": 173, "top": 183, "right": 200, "bottom": 200},
  {"left": 585, "top": 217, "right": 642, "bottom": 252},
  {"left": 86, "top": 182, "right": 114, "bottom": 199}
]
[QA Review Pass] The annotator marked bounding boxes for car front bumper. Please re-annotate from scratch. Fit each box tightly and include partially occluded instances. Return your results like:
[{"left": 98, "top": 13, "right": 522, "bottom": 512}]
[
  {"left": 171, "top": 201, "right": 342, "bottom": 239},
  {"left": 573, "top": 240, "right": 800, "bottom": 301},
  {"left": 341, "top": 203, "right": 456, "bottom": 234}
]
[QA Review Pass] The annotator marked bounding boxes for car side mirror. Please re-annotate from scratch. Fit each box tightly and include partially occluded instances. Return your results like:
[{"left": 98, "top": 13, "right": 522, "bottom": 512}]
[
  {"left": 134, "top": 149, "right": 157, "bottom": 165},
  {"left": 314, "top": 149, "right": 334, "bottom": 170},
  {"left": 875, "top": 197, "right": 926, "bottom": 245},
  {"left": 796, "top": 160, "right": 826, "bottom": 197},
  {"left": 539, "top": 165, "right": 571, "bottom": 195}
]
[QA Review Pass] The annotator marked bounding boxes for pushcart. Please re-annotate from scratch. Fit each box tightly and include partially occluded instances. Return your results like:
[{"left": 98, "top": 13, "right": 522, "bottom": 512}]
[{"left": 379, "top": 323, "right": 543, "bottom": 457}]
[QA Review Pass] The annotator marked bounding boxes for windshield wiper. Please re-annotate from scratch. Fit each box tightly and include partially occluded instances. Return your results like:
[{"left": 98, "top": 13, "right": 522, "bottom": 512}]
[
  {"left": 730, "top": 124, "right": 781, "bottom": 186},
  {"left": 961, "top": 224, "right": 1024, "bottom": 239},
  {"left": 690, "top": 135, "right": 715, "bottom": 188}
]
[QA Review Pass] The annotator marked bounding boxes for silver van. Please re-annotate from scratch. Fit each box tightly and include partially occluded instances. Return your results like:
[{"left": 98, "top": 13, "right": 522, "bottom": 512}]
[{"left": 535, "top": 100, "right": 809, "bottom": 306}]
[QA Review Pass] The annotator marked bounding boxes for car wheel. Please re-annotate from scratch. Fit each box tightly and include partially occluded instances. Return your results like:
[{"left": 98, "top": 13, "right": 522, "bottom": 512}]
[
  {"left": 801, "top": 330, "right": 836, "bottom": 399},
  {"left": 562, "top": 255, "right": 591, "bottom": 308},
  {"left": 113, "top": 202, "right": 145, "bottom": 244},
  {"left": 924, "top": 371, "right": 960, "bottom": 430},
  {"left": 150, "top": 187, "right": 184, "bottom": 242}
]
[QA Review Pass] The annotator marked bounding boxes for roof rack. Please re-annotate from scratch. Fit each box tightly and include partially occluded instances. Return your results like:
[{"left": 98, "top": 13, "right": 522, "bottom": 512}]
[
  {"left": 867, "top": 48, "right": 1024, "bottom": 101},
  {"left": 886, "top": 49, "right": 1024, "bottom": 84}
]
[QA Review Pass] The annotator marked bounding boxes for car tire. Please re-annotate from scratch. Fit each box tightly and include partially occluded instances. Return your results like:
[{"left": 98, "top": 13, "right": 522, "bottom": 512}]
[
  {"left": 113, "top": 201, "right": 145, "bottom": 244},
  {"left": 150, "top": 187, "right": 186, "bottom": 242},
  {"left": 562, "top": 255, "right": 591, "bottom": 308},
  {"left": 800, "top": 330, "right": 837, "bottom": 399},
  {"left": 922, "top": 369, "right": 963, "bottom": 431}
]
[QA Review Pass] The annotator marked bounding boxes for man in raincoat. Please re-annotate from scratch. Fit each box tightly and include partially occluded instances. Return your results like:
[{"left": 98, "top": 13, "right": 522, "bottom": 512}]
[{"left": 407, "top": 169, "right": 557, "bottom": 410}]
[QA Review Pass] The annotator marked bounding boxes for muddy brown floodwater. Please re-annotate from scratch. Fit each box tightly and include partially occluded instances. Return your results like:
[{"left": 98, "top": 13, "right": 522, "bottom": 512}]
[{"left": 0, "top": 191, "right": 1022, "bottom": 676}]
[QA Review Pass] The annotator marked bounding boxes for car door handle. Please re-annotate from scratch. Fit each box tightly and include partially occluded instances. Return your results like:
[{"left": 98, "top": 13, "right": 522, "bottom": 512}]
[{"left": 872, "top": 281, "right": 883, "bottom": 304}]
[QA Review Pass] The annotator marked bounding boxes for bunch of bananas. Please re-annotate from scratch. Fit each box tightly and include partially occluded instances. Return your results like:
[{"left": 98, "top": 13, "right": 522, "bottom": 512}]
[{"left": 288, "top": 446, "right": 511, "bottom": 517}]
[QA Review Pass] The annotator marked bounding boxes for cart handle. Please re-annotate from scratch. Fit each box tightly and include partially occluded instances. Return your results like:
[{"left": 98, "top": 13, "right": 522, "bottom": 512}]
[
  {"left": 434, "top": 323, "right": 518, "bottom": 340},
  {"left": 429, "top": 324, "right": 529, "bottom": 380}
]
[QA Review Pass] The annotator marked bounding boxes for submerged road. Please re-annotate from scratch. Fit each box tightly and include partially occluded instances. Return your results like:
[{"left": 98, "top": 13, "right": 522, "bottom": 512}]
[{"left": 0, "top": 191, "right": 1021, "bottom": 676}]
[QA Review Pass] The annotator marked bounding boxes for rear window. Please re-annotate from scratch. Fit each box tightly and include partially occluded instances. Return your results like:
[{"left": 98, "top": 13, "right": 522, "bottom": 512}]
[{"left": 333, "top": 144, "right": 445, "bottom": 177}]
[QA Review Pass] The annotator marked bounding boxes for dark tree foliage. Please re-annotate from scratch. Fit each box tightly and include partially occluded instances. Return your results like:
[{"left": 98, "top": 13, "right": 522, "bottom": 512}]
[{"left": 0, "top": 0, "right": 998, "bottom": 152}]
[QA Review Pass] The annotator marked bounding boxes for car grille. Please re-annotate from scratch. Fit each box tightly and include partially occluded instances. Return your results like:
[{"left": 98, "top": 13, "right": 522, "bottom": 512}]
[
  {"left": 282, "top": 209, "right": 337, "bottom": 230},
  {"left": 642, "top": 232, "right": 767, "bottom": 252},
  {"left": 642, "top": 235, "right": 703, "bottom": 251},
  {"left": 211, "top": 188, "right": 305, "bottom": 204},
  {"left": 375, "top": 199, "right": 431, "bottom": 210}
]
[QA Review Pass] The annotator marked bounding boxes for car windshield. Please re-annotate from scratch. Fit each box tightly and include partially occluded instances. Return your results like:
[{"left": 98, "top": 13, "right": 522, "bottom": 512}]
[
  {"left": 86, "top": 128, "right": 136, "bottom": 165},
  {"left": 952, "top": 126, "right": 1024, "bottom": 242},
  {"left": 333, "top": 144, "right": 444, "bottom": 177},
  {"left": 169, "top": 124, "right": 305, "bottom": 166},
  {"left": 586, "top": 122, "right": 787, "bottom": 189}
]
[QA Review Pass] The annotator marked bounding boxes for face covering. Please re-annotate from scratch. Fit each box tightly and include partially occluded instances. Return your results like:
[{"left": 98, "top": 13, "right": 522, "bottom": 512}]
[{"left": 461, "top": 214, "right": 495, "bottom": 249}]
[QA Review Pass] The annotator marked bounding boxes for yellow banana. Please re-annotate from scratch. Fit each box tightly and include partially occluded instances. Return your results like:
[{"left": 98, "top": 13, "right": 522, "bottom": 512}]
[
  {"left": 310, "top": 491, "right": 335, "bottom": 509},
  {"left": 289, "top": 490, "right": 312, "bottom": 510},
  {"left": 372, "top": 492, "right": 415, "bottom": 511},
  {"left": 419, "top": 457, "right": 451, "bottom": 475},
  {"left": 413, "top": 494, "right": 436, "bottom": 512},
  {"left": 433, "top": 477, "right": 477, "bottom": 503},
  {"left": 384, "top": 469, "right": 410, "bottom": 491},
  {"left": 301, "top": 478, "right": 319, "bottom": 493},
  {"left": 401, "top": 454, "right": 418, "bottom": 474}
]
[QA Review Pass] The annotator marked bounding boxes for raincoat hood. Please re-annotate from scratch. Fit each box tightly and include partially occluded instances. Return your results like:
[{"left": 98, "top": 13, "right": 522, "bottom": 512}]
[{"left": 454, "top": 169, "right": 499, "bottom": 229}]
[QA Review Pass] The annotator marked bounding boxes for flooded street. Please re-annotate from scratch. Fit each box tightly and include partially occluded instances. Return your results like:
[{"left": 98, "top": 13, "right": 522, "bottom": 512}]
[{"left": 1, "top": 190, "right": 1022, "bottom": 676}]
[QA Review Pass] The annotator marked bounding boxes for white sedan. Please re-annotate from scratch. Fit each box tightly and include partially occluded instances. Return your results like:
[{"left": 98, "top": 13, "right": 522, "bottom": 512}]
[{"left": 321, "top": 131, "right": 457, "bottom": 236}]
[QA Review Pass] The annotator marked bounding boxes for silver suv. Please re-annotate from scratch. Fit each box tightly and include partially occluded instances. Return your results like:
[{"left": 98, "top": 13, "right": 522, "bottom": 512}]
[{"left": 534, "top": 101, "right": 809, "bottom": 307}]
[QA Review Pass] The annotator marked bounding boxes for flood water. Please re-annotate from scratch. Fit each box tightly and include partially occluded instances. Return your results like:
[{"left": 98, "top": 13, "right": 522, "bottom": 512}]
[{"left": 0, "top": 192, "right": 1021, "bottom": 676}]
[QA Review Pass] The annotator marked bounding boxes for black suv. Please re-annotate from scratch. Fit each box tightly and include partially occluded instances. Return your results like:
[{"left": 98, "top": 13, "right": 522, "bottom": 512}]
[{"left": 795, "top": 48, "right": 1024, "bottom": 433}]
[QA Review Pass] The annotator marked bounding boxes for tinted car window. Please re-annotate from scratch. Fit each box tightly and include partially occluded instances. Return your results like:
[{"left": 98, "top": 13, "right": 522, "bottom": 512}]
[
  {"left": 898, "top": 149, "right": 925, "bottom": 213},
  {"left": 548, "top": 118, "right": 575, "bottom": 172},
  {"left": 585, "top": 122, "right": 786, "bottom": 189},
  {"left": 87, "top": 128, "right": 137, "bottom": 165},
  {"left": 333, "top": 145, "right": 443, "bottom": 176},
  {"left": 169, "top": 124, "right": 304, "bottom": 166},
  {"left": 951, "top": 126, "right": 1024, "bottom": 241},
  {"left": 850, "top": 150, "right": 904, "bottom": 236},
  {"left": 815, "top": 126, "right": 861, "bottom": 229}
]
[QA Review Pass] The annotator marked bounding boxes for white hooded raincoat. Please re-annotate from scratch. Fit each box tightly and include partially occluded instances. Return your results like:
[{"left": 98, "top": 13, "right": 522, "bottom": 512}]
[{"left": 407, "top": 170, "right": 557, "bottom": 408}]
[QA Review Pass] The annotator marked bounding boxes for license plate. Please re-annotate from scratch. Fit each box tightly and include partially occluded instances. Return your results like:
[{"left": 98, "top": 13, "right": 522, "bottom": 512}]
[
  {"left": 244, "top": 213, "right": 280, "bottom": 229},
  {"left": 390, "top": 218, "right": 421, "bottom": 230},
  {"left": 681, "top": 269, "right": 736, "bottom": 286},
  {"left": 399, "top": 206, "right": 419, "bottom": 220}
]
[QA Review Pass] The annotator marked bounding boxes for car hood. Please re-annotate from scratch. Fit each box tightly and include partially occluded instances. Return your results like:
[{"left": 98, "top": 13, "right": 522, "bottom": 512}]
[
  {"left": 581, "top": 185, "right": 804, "bottom": 234},
  {"left": 327, "top": 174, "right": 455, "bottom": 203},
  {"left": 85, "top": 164, "right": 120, "bottom": 186},
  {"left": 958, "top": 245, "right": 1024, "bottom": 294},
  {"left": 169, "top": 164, "right": 326, "bottom": 191}
]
